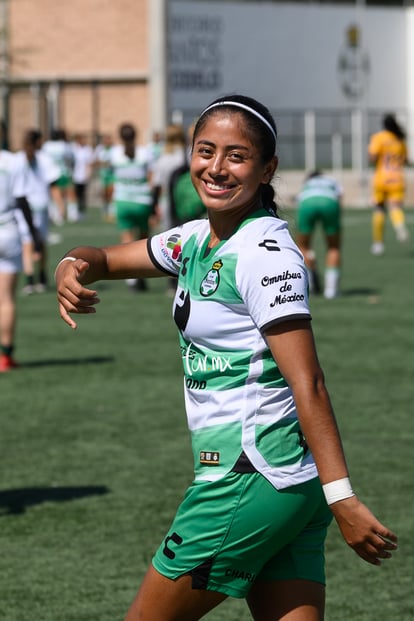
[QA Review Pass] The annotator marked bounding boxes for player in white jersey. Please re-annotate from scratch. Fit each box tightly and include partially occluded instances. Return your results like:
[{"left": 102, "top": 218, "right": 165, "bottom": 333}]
[
  {"left": 0, "top": 139, "right": 43, "bottom": 370},
  {"left": 55, "top": 95, "right": 397, "bottom": 621},
  {"left": 42, "top": 128, "right": 78, "bottom": 223},
  {"left": 16, "top": 129, "right": 60, "bottom": 294}
]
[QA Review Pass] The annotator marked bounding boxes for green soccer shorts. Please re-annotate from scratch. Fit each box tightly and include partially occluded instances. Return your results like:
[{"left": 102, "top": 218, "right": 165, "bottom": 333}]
[
  {"left": 297, "top": 197, "right": 341, "bottom": 236},
  {"left": 152, "top": 471, "right": 332, "bottom": 598},
  {"left": 55, "top": 173, "right": 72, "bottom": 189},
  {"left": 115, "top": 201, "right": 152, "bottom": 233}
]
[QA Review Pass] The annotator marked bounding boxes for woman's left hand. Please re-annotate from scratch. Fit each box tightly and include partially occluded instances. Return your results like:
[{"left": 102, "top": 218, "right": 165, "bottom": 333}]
[{"left": 330, "top": 495, "right": 398, "bottom": 565}]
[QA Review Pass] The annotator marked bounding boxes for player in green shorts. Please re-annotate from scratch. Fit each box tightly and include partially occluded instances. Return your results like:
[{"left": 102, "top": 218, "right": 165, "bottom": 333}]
[
  {"left": 109, "top": 123, "right": 155, "bottom": 290},
  {"left": 41, "top": 128, "right": 78, "bottom": 222},
  {"left": 93, "top": 134, "right": 115, "bottom": 220},
  {"left": 153, "top": 472, "right": 331, "bottom": 598},
  {"left": 296, "top": 170, "right": 342, "bottom": 299},
  {"left": 110, "top": 123, "right": 154, "bottom": 243},
  {"left": 55, "top": 172, "right": 72, "bottom": 188},
  {"left": 99, "top": 167, "right": 114, "bottom": 189},
  {"left": 56, "top": 95, "right": 397, "bottom": 621}
]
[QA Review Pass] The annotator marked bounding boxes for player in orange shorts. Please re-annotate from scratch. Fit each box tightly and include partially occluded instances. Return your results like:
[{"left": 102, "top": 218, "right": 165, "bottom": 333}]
[{"left": 368, "top": 113, "right": 409, "bottom": 255}]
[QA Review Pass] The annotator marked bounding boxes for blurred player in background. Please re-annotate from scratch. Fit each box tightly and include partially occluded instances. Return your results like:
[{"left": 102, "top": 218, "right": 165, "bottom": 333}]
[
  {"left": 296, "top": 170, "right": 343, "bottom": 299},
  {"left": 146, "top": 129, "right": 164, "bottom": 163},
  {"left": 42, "top": 128, "right": 77, "bottom": 223},
  {"left": 16, "top": 129, "right": 59, "bottom": 295},
  {"left": 110, "top": 122, "right": 154, "bottom": 291},
  {"left": 17, "top": 129, "right": 60, "bottom": 294},
  {"left": 168, "top": 122, "right": 206, "bottom": 228},
  {"left": 0, "top": 129, "right": 43, "bottom": 370},
  {"left": 93, "top": 133, "right": 114, "bottom": 221},
  {"left": 151, "top": 123, "right": 187, "bottom": 295},
  {"left": 368, "top": 113, "right": 409, "bottom": 255},
  {"left": 151, "top": 123, "right": 187, "bottom": 233},
  {"left": 71, "top": 133, "right": 94, "bottom": 220}
]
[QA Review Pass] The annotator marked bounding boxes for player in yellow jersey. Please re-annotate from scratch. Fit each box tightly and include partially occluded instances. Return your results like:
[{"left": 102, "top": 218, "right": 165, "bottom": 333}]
[{"left": 368, "top": 113, "right": 409, "bottom": 255}]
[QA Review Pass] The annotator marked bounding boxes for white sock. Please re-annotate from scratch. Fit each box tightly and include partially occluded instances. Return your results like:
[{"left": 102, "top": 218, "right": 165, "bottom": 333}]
[
  {"left": 49, "top": 201, "right": 64, "bottom": 225},
  {"left": 67, "top": 202, "right": 79, "bottom": 222},
  {"left": 324, "top": 268, "right": 340, "bottom": 299}
]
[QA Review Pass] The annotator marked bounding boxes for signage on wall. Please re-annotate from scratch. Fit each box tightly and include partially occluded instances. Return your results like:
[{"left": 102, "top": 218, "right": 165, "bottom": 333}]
[
  {"left": 337, "top": 24, "right": 370, "bottom": 100},
  {"left": 168, "top": 12, "right": 224, "bottom": 92}
]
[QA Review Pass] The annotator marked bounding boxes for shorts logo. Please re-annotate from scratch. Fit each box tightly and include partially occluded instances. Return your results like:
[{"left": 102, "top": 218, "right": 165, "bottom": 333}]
[
  {"left": 162, "top": 532, "right": 183, "bottom": 559},
  {"left": 200, "top": 259, "right": 223, "bottom": 297},
  {"left": 200, "top": 451, "right": 220, "bottom": 465},
  {"left": 225, "top": 568, "right": 256, "bottom": 583}
]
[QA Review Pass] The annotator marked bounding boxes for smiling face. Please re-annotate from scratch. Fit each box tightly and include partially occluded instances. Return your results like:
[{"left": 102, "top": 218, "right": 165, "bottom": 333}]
[{"left": 190, "top": 111, "right": 278, "bottom": 218}]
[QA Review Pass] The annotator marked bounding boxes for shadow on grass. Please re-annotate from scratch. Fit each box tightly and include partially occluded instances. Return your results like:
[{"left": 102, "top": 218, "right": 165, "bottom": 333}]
[
  {"left": 19, "top": 356, "right": 115, "bottom": 369},
  {"left": 340, "top": 287, "right": 381, "bottom": 297},
  {"left": 0, "top": 485, "right": 110, "bottom": 516},
  {"left": 310, "top": 287, "right": 380, "bottom": 298}
]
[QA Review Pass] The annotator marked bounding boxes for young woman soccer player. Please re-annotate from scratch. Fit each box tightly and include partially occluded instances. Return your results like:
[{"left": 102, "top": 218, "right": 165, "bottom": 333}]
[
  {"left": 368, "top": 113, "right": 409, "bottom": 255},
  {"left": 109, "top": 122, "right": 154, "bottom": 291},
  {"left": 42, "top": 128, "right": 78, "bottom": 223},
  {"left": 56, "top": 94, "right": 397, "bottom": 621},
  {"left": 0, "top": 134, "right": 43, "bottom": 370},
  {"left": 17, "top": 129, "right": 60, "bottom": 294},
  {"left": 295, "top": 170, "right": 343, "bottom": 299},
  {"left": 93, "top": 133, "right": 115, "bottom": 220}
]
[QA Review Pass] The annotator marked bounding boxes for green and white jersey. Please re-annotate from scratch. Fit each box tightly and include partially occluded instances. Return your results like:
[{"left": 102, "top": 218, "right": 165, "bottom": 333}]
[
  {"left": 0, "top": 150, "right": 31, "bottom": 256},
  {"left": 149, "top": 209, "right": 318, "bottom": 490},
  {"left": 41, "top": 140, "right": 73, "bottom": 177},
  {"left": 110, "top": 145, "right": 153, "bottom": 205},
  {"left": 298, "top": 175, "right": 342, "bottom": 204},
  {"left": 0, "top": 151, "right": 22, "bottom": 221}
]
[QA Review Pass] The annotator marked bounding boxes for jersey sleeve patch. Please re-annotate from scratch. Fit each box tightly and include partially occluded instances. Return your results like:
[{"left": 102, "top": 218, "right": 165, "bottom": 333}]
[{"left": 148, "top": 227, "right": 184, "bottom": 275}]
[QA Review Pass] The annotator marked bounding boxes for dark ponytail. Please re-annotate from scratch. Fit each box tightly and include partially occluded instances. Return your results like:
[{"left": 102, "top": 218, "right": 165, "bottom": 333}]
[
  {"left": 260, "top": 183, "right": 278, "bottom": 216},
  {"left": 383, "top": 114, "right": 405, "bottom": 140}
]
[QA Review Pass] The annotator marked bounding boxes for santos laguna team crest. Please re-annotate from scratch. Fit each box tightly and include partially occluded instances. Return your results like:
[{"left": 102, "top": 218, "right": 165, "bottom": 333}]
[{"left": 200, "top": 259, "right": 223, "bottom": 297}]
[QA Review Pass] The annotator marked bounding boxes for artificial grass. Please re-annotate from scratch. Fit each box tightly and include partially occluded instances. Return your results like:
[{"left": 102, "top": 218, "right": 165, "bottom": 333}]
[{"left": 0, "top": 208, "right": 412, "bottom": 620}]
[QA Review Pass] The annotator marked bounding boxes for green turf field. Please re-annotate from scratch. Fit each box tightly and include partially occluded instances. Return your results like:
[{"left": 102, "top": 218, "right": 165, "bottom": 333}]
[{"left": 1, "top": 207, "right": 413, "bottom": 620}]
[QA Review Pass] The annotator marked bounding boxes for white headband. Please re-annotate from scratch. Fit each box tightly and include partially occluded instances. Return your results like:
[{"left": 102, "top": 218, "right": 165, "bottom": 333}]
[{"left": 200, "top": 100, "right": 277, "bottom": 145}]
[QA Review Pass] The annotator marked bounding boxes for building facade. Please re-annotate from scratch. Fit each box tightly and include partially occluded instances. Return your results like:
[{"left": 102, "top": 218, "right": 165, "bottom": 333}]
[
  {"left": 2, "top": 0, "right": 166, "bottom": 149},
  {"left": 1, "top": 0, "right": 413, "bottom": 175},
  {"left": 167, "top": 1, "right": 414, "bottom": 171}
]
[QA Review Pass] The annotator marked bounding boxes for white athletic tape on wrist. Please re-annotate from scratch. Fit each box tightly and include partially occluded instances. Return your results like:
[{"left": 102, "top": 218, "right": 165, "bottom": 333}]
[
  {"left": 322, "top": 477, "right": 355, "bottom": 505},
  {"left": 54, "top": 256, "right": 77, "bottom": 279}
]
